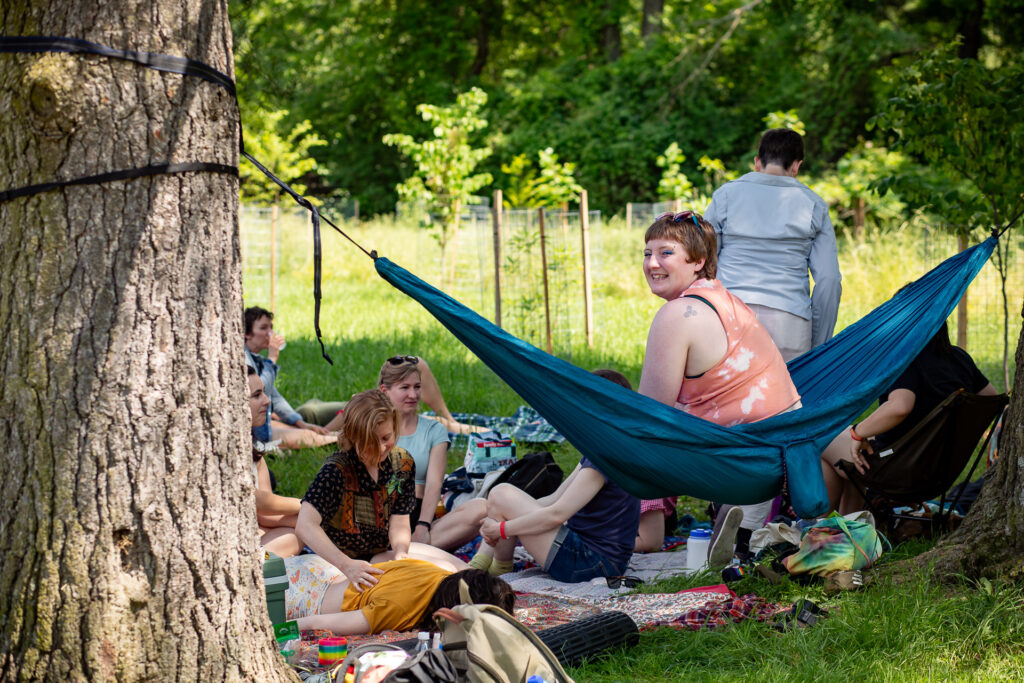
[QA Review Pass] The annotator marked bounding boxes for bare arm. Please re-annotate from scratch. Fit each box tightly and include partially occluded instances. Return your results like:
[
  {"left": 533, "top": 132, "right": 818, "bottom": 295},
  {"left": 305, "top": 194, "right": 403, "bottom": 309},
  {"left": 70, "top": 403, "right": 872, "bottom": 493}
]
[
  {"left": 296, "top": 502, "right": 382, "bottom": 590},
  {"left": 254, "top": 459, "right": 301, "bottom": 516},
  {"left": 416, "top": 357, "right": 456, "bottom": 423},
  {"left": 854, "top": 389, "right": 916, "bottom": 440},
  {"left": 638, "top": 299, "right": 695, "bottom": 405},
  {"left": 978, "top": 383, "right": 999, "bottom": 396},
  {"left": 389, "top": 513, "right": 412, "bottom": 560},
  {"left": 413, "top": 441, "right": 449, "bottom": 543},
  {"left": 484, "top": 466, "right": 606, "bottom": 539}
]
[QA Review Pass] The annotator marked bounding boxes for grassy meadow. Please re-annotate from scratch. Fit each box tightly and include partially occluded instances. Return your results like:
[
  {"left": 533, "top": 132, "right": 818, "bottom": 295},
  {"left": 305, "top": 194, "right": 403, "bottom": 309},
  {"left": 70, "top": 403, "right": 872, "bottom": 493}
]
[{"left": 242, "top": 207, "right": 1024, "bottom": 680}]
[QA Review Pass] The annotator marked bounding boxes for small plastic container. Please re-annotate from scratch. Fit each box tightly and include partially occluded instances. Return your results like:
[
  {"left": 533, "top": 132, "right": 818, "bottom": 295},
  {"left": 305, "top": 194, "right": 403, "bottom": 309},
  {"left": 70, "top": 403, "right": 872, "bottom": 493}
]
[
  {"left": 686, "top": 528, "right": 711, "bottom": 571},
  {"left": 414, "top": 631, "right": 430, "bottom": 652},
  {"left": 318, "top": 637, "right": 348, "bottom": 666}
]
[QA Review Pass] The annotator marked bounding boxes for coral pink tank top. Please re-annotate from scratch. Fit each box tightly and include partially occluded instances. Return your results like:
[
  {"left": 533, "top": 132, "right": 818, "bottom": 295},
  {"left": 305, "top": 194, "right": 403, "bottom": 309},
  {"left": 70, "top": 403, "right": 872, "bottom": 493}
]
[{"left": 675, "top": 279, "right": 800, "bottom": 426}]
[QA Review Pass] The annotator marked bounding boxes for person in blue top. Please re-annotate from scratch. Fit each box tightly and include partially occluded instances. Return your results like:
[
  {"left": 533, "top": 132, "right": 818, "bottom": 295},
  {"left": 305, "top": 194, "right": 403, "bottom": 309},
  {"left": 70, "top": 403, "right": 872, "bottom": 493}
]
[
  {"left": 244, "top": 306, "right": 335, "bottom": 448},
  {"left": 378, "top": 356, "right": 487, "bottom": 551},
  {"left": 470, "top": 457, "right": 640, "bottom": 582}
]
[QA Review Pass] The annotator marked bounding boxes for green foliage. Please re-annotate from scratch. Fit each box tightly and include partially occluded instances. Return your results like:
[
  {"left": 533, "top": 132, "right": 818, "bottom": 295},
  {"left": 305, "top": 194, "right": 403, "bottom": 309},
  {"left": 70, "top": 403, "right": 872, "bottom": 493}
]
[
  {"left": 872, "top": 48, "right": 1024, "bottom": 234},
  {"left": 383, "top": 88, "right": 494, "bottom": 251},
  {"left": 655, "top": 142, "right": 694, "bottom": 201},
  {"left": 809, "top": 143, "right": 914, "bottom": 234},
  {"left": 499, "top": 148, "right": 583, "bottom": 208},
  {"left": 763, "top": 109, "right": 806, "bottom": 136},
  {"left": 239, "top": 107, "right": 325, "bottom": 204}
]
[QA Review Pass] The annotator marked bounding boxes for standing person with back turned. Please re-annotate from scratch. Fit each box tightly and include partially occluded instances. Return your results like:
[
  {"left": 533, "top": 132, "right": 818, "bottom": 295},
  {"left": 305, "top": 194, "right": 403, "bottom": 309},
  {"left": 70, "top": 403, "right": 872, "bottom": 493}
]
[{"left": 703, "top": 128, "right": 842, "bottom": 554}]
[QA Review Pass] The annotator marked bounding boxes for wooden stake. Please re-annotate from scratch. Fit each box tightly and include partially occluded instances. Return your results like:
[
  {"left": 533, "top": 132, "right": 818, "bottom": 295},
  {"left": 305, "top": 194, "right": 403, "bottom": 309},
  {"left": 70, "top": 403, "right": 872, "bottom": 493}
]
[
  {"left": 626, "top": 202, "right": 633, "bottom": 230},
  {"left": 539, "top": 208, "right": 552, "bottom": 354},
  {"left": 492, "top": 191, "right": 503, "bottom": 326},
  {"left": 580, "top": 190, "right": 593, "bottom": 347},
  {"left": 270, "top": 202, "right": 278, "bottom": 312}
]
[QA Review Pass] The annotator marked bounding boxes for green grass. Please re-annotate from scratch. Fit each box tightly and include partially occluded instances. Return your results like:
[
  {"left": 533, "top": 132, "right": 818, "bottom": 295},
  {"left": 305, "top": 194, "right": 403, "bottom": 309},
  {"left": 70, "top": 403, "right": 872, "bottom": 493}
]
[{"left": 244, "top": 212, "right": 1024, "bottom": 680}]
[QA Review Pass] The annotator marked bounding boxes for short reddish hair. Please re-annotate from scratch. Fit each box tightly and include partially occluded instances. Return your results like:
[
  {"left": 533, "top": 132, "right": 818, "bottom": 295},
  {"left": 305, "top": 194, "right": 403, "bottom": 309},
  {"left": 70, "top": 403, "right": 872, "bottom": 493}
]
[{"left": 644, "top": 211, "right": 718, "bottom": 280}]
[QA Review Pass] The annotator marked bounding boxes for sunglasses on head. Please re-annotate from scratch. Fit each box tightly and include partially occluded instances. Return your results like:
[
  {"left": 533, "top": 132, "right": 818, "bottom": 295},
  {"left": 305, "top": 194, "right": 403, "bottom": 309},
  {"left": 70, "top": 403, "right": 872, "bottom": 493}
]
[
  {"left": 606, "top": 575, "right": 644, "bottom": 589},
  {"left": 656, "top": 210, "right": 703, "bottom": 234},
  {"left": 386, "top": 355, "right": 419, "bottom": 366}
]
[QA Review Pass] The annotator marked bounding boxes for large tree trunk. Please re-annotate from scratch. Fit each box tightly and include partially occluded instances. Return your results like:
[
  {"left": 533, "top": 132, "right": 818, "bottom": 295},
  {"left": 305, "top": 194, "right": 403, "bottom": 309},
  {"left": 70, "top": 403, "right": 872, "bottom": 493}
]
[
  {"left": 916, "top": 295, "right": 1024, "bottom": 579},
  {"left": 0, "top": 2, "right": 294, "bottom": 680}
]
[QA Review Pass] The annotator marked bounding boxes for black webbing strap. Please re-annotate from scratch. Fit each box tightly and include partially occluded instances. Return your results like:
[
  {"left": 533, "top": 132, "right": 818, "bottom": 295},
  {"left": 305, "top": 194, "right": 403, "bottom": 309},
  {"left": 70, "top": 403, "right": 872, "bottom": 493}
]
[
  {"left": 0, "top": 35, "right": 362, "bottom": 363},
  {"left": 0, "top": 162, "right": 237, "bottom": 204},
  {"left": 0, "top": 35, "right": 235, "bottom": 95}
]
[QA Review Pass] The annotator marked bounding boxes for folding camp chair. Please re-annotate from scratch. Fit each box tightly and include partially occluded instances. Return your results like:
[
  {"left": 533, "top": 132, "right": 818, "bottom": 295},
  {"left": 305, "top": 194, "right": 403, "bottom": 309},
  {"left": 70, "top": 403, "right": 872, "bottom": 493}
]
[{"left": 837, "top": 389, "right": 1009, "bottom": 534}]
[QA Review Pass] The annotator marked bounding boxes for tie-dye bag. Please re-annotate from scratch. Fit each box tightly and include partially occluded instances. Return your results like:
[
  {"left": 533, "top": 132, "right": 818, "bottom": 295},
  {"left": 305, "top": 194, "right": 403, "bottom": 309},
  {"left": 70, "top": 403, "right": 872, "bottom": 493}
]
[{"left": 783, "top": 515, "right": 888, "bottom": 576}]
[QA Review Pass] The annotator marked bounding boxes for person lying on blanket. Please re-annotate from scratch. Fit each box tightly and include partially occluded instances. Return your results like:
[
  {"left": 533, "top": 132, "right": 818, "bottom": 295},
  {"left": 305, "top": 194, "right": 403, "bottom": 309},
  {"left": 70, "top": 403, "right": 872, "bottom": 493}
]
[
  {"left": 284, "top": 554, "right": 514, "bottom": 634},
  {"left": 375, "top": 355, "right": 487, "bottom": 552},
  {"left": 469, "top": 459, "right": 640, "bottom": 583},
  {"left": 249, "top": 366, "right": 303, "bottom": 557},
  {"left": 296, "top": 390, "right": 461, "bottom": 589},
  {"left": 820, "top": 321, "right": 998, "bottom": 515},
  {"left": 639, "top": 210, "right": 801, "bottom": 562}
]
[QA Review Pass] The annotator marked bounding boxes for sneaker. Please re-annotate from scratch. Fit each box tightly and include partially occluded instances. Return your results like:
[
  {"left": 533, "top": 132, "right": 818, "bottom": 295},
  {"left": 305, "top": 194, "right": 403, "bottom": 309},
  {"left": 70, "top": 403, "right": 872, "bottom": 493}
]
[{"left": 708, "top": 506, "right": 744, "bottom": 570}]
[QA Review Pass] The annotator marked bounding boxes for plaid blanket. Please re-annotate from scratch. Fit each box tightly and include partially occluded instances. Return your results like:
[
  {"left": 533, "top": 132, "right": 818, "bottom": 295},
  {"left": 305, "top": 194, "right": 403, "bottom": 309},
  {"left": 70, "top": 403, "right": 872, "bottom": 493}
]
[
  {"left": 672, "top": 594, "right": 787, "bottom": 630},
  {"left": 433, "top": 406, "right": 565, "bottom": 445}
]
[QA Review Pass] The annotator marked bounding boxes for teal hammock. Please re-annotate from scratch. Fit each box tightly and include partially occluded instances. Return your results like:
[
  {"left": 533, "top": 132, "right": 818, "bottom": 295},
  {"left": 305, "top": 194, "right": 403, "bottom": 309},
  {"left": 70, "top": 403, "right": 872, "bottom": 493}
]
[{"left": 374, "top": 238, "right": 996, "bottom": 518}]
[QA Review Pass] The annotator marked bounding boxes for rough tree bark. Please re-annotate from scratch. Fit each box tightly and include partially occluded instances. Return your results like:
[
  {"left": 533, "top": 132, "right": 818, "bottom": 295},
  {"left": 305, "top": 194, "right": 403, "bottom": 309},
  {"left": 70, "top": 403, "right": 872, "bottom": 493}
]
[
  {"left": 0, "top": 2, "right": 295, "bottom": 680},
  {"left": 918, "top": 296, "right": 1024, "bottom": 580}
]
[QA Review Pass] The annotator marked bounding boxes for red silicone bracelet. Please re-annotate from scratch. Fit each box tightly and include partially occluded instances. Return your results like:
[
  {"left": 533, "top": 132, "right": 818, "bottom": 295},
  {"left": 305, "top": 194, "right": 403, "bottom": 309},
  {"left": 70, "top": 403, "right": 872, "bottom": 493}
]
[
  {"left": 499, "top": 521, "right": 507, "bottom": 540},
  {"left": 850, "top": 426, "right": 864, "bottom": 442}
]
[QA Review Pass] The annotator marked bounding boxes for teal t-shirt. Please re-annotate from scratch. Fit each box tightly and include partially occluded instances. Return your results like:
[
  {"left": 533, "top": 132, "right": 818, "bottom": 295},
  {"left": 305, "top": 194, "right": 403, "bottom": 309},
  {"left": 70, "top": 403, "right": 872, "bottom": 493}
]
[{"left": 397, "top": 416, "right": 450, "bottom": 485}]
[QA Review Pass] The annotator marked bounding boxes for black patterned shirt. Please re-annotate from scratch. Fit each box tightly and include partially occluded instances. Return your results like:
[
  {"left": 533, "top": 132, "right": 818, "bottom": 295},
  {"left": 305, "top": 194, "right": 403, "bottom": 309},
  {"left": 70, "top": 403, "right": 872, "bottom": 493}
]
[{"left": 302, "top": 447, "right": 416, "bottom": 560}]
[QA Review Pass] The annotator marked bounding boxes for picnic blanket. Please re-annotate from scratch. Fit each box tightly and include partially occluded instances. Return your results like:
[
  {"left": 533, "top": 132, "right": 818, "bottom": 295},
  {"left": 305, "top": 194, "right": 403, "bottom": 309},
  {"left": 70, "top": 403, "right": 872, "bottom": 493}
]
[
  {"left": 430, "top": 406, "right": 565, "bottom": 444},
  {"left": 502, "top": 549, "right": 698, "bottom": 599}
]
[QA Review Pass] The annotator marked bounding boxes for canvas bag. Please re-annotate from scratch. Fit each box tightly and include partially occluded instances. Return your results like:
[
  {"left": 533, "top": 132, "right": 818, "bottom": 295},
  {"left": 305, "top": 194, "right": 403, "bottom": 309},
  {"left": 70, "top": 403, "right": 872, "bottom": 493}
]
[
  {"left": 782, "top": 515, "right": 889, "bottom": 576},
  {"left": 434, "top": 581, "right": 574, "bottom": 683},
  {"left": 465, "top": 431, "right": 517, "bottom": 475}
]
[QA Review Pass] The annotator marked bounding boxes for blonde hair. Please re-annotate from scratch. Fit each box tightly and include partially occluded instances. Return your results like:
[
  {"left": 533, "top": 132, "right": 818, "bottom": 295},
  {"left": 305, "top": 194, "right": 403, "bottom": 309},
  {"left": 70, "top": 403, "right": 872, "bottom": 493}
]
[
  {"left": 644, "top": 211, "right": 718, "bottom": 280},
  {"left": 378, "top": 356, "right": 421, "bottom": 388},
  {"left": 339, "top": 389, "right": 399, "bottom": 468}
]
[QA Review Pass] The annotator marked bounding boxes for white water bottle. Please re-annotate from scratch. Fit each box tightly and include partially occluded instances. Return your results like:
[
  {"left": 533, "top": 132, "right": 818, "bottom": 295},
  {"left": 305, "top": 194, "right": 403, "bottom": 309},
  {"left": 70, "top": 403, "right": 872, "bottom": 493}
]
[{"left": 686, "top": 528, "right": 711, "bottom": 571}]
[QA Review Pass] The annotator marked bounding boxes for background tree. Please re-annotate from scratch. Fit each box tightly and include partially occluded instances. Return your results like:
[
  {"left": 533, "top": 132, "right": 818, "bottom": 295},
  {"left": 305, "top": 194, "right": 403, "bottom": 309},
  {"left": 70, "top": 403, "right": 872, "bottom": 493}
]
[
  {"left": 500, "top": 147, "right": 582, "bottom": 209},
  {"left": 239, "top": 107, "right": 325, "bottom": 205},
  {"left": 871, "top": 47, "right": 1024, "bottom": 579},
  {"left": 873, "top": 48, "right": 1024, "bottom": 389},
  {"left": 0, "top": 1, "right": 292, "bottom": 679},
  {"left": 383, "top": 87, "right": 493, "bottom": 271}
]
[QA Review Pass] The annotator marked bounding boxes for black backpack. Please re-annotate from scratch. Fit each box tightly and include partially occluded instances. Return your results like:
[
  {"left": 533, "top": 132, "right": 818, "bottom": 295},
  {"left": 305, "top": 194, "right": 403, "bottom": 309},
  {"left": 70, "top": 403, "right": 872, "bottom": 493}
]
[{"left": 488, "top": 451, "right": 563, "bottom": 498}]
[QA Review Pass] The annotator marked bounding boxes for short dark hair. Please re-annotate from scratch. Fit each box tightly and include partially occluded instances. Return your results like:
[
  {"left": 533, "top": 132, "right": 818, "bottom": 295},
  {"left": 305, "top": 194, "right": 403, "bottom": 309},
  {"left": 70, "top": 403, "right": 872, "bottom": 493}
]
[
  {"left": 758, "top": 128, "right": 804, "bottom": 169},
  {"left": 592, "top": 368, "right": 632, "bottom": 391},
  {"left": 417, "top": 569, "right": 515, "bottom": 629},
  {"left": 244, "top": 306, "right": 273, "bottom": 336},
  {"left": 246, "top": 365, "right": 256, "bottom": 378}
]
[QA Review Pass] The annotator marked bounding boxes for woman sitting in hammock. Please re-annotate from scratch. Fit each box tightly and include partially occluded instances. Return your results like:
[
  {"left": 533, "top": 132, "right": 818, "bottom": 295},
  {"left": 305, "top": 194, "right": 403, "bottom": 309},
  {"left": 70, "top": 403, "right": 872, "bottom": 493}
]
[
  {"left": 377, "top": 355, "right": 487, "bottom": 551},
  {"left": 283, "top": 553, "right": 514, "bottom": 634},
  {"left": 638, "top": 210, "right": 801, "bottom": 560},
  {"left": 820, "top": 321, "right": 997, "bottom": 515},
  {"left": 296, "top": 390, "right": 455, "bottom": 590}
]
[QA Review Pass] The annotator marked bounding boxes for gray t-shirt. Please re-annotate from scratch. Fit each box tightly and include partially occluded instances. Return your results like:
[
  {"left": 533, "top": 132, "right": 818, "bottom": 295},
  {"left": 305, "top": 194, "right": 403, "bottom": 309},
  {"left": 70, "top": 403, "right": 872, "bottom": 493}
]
[{"left": 397, "top": 415, "right": 450, "bottom": 485}]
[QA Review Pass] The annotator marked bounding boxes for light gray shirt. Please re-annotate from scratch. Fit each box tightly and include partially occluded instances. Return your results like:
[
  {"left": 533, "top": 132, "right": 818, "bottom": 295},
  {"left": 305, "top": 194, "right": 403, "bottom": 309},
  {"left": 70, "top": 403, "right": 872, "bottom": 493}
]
[{"left": 704, "top": 171, "right": 842, "bottom": 348}]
